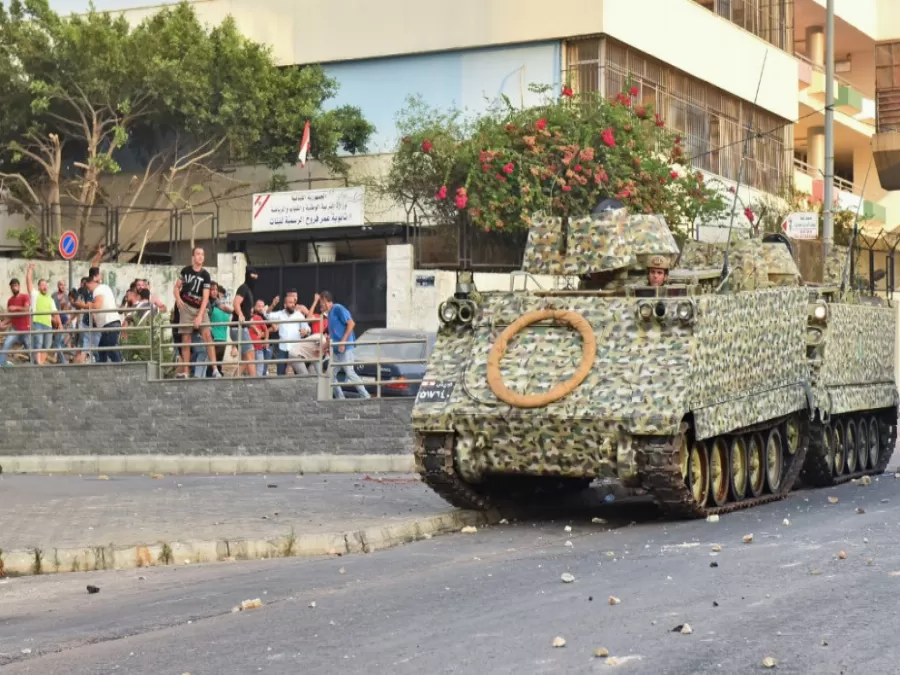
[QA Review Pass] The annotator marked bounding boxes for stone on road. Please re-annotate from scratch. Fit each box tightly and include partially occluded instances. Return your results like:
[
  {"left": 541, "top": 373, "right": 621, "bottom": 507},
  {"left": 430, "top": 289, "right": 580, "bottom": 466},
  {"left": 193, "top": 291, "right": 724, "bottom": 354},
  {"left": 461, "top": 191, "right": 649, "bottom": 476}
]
[{"left": 3, "top": 473, "right": 900, "bottom": 673}]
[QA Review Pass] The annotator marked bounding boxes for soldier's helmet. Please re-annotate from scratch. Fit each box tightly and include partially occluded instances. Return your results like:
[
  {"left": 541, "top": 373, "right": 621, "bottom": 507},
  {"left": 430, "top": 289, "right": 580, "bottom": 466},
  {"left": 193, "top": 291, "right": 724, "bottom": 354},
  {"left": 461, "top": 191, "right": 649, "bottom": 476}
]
[{"left": 647, "top": 254, "right": 671, "bottom": 270}]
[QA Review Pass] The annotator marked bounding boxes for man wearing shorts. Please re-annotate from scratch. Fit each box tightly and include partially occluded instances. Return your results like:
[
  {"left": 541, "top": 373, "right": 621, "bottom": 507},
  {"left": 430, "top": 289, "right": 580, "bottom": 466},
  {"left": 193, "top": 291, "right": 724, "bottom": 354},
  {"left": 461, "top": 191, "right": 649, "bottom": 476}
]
[{"left": 173, "top": 246, "right": 220, "bottom": 379}]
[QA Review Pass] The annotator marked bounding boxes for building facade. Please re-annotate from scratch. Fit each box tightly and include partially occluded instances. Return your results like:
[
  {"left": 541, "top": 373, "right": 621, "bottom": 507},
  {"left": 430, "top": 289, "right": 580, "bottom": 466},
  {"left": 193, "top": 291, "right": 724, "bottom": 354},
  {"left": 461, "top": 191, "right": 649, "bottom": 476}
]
[{"left": 89, "top": 0, "right": 898, "bottom": 237}]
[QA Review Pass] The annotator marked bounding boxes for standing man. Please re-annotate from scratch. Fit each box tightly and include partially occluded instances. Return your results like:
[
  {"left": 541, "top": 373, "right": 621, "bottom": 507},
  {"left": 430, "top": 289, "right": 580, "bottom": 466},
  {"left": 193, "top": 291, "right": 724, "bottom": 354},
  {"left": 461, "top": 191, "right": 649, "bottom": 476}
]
[
  {"left": 52, "top": 280, "right": 70, "bottom": 364},
  {"left": 84, "top": 275, "right": 123, "bottom": 363},
  {"left": 230, "top": 267, "right": 259, "bottom": 377},
  {"left": 319, "top": 290, "right": 370, "bottom": 399},
  {"left": 173, "top": 246, "right": 221, "bottom": 379},
  {"left": 25, "top": 264, "right": 58, "bottom": 365},
  {"left": 0, "top": 277, "right": 31, "bottom": 366}
]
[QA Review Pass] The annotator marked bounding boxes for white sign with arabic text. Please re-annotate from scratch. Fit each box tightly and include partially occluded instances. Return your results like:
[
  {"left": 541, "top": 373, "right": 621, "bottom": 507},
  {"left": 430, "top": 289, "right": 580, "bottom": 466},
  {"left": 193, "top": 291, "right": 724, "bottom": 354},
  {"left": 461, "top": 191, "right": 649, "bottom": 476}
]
[
  {"left": 781, "top": 212, "right": 818, "bottom": 240},
  {"left": 251, "top": 187, "right": 365, "bottom": 232}
]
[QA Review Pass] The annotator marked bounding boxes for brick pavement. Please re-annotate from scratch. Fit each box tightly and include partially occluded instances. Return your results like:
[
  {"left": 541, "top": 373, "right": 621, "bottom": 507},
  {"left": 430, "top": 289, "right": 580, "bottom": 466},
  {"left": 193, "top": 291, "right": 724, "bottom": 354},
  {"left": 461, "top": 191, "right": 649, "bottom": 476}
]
[{"left": 0, "top": 473, "right": 453, "bottom": 551}]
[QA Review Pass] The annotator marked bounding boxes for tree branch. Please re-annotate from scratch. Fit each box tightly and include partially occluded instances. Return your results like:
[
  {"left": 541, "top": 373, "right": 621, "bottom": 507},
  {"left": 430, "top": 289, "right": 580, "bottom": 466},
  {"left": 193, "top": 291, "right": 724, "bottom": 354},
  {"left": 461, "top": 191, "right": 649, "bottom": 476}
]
[{"left": 0, "top": 172, "right": 43, "bottom": 208}]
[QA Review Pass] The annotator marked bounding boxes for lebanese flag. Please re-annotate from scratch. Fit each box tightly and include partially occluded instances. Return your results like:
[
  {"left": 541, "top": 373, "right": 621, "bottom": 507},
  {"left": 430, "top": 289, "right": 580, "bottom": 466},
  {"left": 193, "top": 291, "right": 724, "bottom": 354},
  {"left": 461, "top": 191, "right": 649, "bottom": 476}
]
[{"left": 297, "top": 120, "right": 311, "bottom": 166}]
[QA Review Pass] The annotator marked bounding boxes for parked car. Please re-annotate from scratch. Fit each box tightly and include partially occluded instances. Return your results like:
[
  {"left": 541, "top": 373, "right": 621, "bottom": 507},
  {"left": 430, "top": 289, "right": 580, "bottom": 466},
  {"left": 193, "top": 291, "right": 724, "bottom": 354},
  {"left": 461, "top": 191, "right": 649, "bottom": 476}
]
[{"left": 333, "top": 328, "right": 436, "bottom": 398}]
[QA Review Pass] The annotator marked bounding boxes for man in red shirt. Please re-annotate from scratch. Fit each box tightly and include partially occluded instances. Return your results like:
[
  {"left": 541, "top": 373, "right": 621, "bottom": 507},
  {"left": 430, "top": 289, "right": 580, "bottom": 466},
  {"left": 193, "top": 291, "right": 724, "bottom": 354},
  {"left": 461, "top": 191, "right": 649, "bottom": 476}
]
[{"left": 0, "top": 278, "right": 33, "bottom": 366}]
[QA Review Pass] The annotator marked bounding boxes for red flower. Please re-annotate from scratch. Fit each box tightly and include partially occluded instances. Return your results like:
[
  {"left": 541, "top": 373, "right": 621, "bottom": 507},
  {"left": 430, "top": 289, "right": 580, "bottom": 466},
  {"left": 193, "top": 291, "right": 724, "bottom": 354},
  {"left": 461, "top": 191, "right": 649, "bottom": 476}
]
[
  {"left": 594, "top": 169, "right": 608, "bottom": 184},
  {"left": 535, "top": 118, "right": 547, "bottom": 130},
  {"left": 574, "top": 164, "right": 583, "bottom": 172},
  {"left": 561, "top": 85, "right": 574, "bottom": 98},
  {"left": 670, "top": 171, "right": 679, "bottom": 179},
  {"left": 455, "top": 193, "right": 468, "bottom": 209},
  {"left": 562, "top": 185, "right": 572, "bottom": 192},
  {"left": 617, "top": 189, "right": 631, "bottom": 199},
  {"left": 728, "top": 186, "right": 736, "bottom": 194},
  {"left": 601, "top": 128, "right": 616, "bottom": 147},
  {"left": 421, "top": 140, "right": 433, "bottom": 153},
  {"left": 496, "top": 173, "right": 507, "bottom": 182},
  {"left": 482, "top": 164, "right": 490, "bottom": 172},
  {"left": 744, "top": 207, "right": 755, "bottom": 223},
  {"left": 654, "top": 113, "right": 665, "bottom": 128},
  {"left": 435, "top": 185, "right": 447, "bottom": 200},
  {"left": 635, "top": 105, "right": 647, "bottom": 119},
  {"left": 505, "top": 123, "right": 516, "bottom": 131},
  {"left": 674, "top": 136, "right": 682, "bottom": 145},
  {"left": 503, "top": 162, "right": 515, "bottom": 174},
  {"left": 629, "top": 86, "right": 639, "bottom": 97}
]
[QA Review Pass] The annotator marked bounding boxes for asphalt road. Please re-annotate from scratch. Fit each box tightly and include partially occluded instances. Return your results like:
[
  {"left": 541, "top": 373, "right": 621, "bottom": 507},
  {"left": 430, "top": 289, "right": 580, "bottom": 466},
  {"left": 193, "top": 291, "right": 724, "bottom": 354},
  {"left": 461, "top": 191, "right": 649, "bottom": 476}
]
[{"left": 4, "top": 475, "right": 900, "bottom": 675}]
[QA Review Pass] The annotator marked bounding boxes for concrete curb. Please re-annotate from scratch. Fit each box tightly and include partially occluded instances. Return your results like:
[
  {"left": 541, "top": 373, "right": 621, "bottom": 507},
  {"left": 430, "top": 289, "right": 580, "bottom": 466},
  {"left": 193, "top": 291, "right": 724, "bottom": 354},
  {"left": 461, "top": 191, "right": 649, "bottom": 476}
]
[
  {"left": 0, "top": 454, "right": 415, "bottom": 475},
  {"left": 0, "top": 508, "right": 497, "bottom": 578}
]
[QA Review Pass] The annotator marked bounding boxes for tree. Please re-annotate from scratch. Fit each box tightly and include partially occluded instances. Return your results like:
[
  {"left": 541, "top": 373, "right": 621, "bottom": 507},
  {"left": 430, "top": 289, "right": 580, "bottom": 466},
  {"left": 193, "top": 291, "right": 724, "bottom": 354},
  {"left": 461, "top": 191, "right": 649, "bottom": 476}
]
[
  {"left": 0, "top": 0, "right": 374, "bottom": 258},
  {"left": 378, "top": 83, "right": 727, "bottom": 242},
  {"left": 744, "top": 184, "right": 863, "bottom": 246}
]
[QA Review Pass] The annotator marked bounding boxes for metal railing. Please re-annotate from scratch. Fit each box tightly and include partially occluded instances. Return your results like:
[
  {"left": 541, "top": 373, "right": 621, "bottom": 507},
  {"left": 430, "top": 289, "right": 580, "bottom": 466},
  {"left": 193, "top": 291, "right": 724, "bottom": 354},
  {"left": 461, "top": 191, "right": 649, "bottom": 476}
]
[
  {"left": 793, "top": 157, "right": 856, "bottom": 195},
  {"left": 0, "top": 306, "right": 157, "bottom": 367},
  {"left": 155, "top": 314, "right": 328, "bottom": 380},
  {"left": 794, "top": 51, "right": 858, "bottom": 91},
  {"left": 317, "top": 337, "right": 429, "bottom": 401},
  {"left": 0, "top": 304, "right": 430, "bottom": 399}
]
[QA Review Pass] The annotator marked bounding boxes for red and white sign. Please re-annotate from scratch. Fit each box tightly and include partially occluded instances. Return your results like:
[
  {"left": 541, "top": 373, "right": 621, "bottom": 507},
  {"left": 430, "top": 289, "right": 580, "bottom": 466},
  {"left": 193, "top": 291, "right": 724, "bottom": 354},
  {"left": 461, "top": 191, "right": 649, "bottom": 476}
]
[
  {"left": 251, "top": 187, "right": 365, "bottom": 232},
  {"left": 781, "top": 212, "right": 818, "bottom": 240}
]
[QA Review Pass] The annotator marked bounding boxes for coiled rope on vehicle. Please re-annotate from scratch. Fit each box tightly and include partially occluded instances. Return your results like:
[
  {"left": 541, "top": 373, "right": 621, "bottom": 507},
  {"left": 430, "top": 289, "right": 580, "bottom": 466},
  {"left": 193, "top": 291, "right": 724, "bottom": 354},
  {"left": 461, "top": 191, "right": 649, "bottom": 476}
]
[{"left": 486, "top": 309, "right": 596, "bottom": 408}]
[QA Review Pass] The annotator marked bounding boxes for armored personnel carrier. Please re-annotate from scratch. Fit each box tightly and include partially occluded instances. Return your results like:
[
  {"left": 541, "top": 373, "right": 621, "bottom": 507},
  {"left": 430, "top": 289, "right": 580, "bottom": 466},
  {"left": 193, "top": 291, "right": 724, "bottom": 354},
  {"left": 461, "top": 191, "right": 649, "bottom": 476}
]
[
  {"left": 411, "top": 207, "right": 897, "bottom": 518},
  {"left": 678, "top": 237, "right": 899, "bottom": 489}
]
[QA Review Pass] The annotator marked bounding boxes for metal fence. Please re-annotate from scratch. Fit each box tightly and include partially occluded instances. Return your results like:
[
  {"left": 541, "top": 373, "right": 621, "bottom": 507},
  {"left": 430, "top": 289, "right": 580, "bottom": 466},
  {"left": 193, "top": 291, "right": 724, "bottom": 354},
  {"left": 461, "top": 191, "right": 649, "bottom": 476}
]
[
  {"left": 412, "top": 214, "right": 528, "bottom": 272},
  {"left": 0, "top": 307, "right": 428, "bottom": 399},
  {"left": 853, "top": 231, "right": 900, "bottom": 297},
  {"left": 21, "top": 203, "right": 221, "bottom": 264}
]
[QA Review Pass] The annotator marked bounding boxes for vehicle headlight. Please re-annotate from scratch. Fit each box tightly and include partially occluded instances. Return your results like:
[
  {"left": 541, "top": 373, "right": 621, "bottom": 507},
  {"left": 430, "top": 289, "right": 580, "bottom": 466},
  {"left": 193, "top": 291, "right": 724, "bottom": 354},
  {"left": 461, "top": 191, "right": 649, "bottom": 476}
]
[
  {"left": 811, "top": 302, "right": 828, "bottom": 321},
  {"left": 438, "top": 301, "right": 458, "bottom": 324},
  {"left": 637, "top": 301, "right": 654, "bottom": 321},
  {"left": 653, "top": 301, "right": 667, "bottom": 320},
  {"left": 457, "top": 300, "right": 476, "bottom": 324},
  {"left": 675, "top": 300, "right": 695, "bottom": 322}
]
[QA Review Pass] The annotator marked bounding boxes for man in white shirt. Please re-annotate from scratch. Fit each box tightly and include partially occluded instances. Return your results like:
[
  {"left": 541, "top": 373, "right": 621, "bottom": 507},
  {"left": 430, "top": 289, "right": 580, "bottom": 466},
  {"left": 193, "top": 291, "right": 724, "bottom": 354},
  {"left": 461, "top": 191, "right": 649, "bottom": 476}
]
[
  {"left": 84, "top": 276, "right": 123, "bottom": 363},
  {"left": 265, "top": 294, "right": 319, "bottom": 375}
]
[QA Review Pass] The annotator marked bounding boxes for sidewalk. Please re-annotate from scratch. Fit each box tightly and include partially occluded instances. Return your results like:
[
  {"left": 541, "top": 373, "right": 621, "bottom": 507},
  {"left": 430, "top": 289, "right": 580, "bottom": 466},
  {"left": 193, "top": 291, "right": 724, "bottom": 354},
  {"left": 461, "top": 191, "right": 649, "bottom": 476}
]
[{"left": 0, "top": 473, "right": 490, "bottom": 577}]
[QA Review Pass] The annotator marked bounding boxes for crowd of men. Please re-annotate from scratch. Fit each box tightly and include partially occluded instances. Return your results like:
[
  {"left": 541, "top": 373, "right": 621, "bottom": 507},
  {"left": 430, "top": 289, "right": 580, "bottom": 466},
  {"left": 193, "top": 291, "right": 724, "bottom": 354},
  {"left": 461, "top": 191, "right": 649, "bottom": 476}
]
[{"left": 0, "top": 245, "right": 372, "bottom": 398}]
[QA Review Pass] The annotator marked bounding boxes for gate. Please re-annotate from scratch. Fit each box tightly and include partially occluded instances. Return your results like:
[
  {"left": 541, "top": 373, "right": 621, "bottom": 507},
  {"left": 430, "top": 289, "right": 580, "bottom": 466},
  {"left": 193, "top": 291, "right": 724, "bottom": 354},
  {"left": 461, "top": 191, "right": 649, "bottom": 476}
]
[{"left": 255, "top": 260, "right": 387, "bottom": 336}]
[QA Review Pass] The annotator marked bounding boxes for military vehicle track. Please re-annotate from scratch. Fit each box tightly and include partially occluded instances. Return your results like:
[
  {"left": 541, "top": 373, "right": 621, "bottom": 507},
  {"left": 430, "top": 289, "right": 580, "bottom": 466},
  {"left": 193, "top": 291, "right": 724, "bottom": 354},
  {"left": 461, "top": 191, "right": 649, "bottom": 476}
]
[
  {"left": 415, "top": 433, "right": 492, "bottom": 512},
  {"left": 800, "top": 409, "right": 897, "bottom": 488},
  {"left": 415, "top": 410, "right": 822, "bottom": 518},
  {"left": 639, "top": 412, "right": 811, "bottom": 519}
]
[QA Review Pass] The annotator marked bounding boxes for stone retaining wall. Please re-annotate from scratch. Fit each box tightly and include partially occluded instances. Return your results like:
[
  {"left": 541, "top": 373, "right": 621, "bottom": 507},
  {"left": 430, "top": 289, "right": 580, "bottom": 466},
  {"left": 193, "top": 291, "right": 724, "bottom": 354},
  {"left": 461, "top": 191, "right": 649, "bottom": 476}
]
[{"left": 0, "top": 364, "right": 414, "bottom": 457}]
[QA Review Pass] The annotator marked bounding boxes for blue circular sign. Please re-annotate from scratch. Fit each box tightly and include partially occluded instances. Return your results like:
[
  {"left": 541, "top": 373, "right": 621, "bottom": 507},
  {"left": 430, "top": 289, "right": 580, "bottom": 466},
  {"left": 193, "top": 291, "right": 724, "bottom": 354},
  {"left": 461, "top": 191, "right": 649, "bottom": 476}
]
[{"left": 59, "top": 231, "right": 79, "bottom": 260}]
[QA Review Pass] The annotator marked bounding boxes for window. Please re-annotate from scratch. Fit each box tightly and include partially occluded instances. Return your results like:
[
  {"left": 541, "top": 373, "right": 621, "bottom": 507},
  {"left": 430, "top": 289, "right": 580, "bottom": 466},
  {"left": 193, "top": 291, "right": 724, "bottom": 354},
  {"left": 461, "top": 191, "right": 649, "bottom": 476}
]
[
  {"left": 565, "top": 37, "right": 793, "bottom": 194},
  {"left": 564, "top": 37, "right": 601, "bottom": 94}
]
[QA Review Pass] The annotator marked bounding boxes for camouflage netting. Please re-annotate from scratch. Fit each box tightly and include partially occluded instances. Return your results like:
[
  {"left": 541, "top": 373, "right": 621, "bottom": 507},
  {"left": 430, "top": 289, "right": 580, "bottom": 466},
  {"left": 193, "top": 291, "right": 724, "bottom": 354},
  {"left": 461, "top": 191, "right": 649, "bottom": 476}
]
[
  {"left": 677, "top": 239, "right": 801, "bottom": 291},
  {"left": 521, "top": 208, "right": 680, "bottom": 277}
]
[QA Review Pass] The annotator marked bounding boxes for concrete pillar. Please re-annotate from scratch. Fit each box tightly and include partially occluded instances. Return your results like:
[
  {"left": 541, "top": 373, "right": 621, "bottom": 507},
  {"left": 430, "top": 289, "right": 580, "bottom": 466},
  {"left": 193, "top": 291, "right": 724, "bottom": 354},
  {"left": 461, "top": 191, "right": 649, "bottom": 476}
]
[
  {"left": 386, "top": 244, "right": 414, "bottom": 329},
  {"left": 808, "top": 126, "right": 826, "bottom": 176},
  {"left": 806, "top": 26, "right": 825, "bottom": 66}
]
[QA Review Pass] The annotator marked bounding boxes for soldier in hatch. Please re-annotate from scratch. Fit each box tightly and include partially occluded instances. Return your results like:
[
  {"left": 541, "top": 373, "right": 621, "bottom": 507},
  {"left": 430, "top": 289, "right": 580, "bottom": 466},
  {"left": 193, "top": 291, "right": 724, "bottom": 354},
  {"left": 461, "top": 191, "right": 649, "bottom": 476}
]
[{"left": 647, "top": 255, "right": 670, "bottom": 287}]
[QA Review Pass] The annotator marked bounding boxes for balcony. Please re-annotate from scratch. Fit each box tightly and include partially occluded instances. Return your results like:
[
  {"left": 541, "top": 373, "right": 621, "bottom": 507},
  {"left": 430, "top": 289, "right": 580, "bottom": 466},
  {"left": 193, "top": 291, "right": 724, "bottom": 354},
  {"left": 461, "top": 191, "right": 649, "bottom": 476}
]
[
  {"left": 795, "top": 52, "right": 872, "bottom": 120},
  {"left": 793, "top": 157, "right": 888, "bottom": 224},
  {"left": 692, "top": 0, "right": 794, "bottom": 51}
]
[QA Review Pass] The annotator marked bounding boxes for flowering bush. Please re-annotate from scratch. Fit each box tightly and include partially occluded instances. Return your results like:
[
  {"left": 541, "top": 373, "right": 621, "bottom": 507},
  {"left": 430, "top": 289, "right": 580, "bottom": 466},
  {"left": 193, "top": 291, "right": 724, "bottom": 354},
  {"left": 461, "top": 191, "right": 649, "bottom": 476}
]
[{"left": 383, "top": 83, "right": 727, "bottom": 235}]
